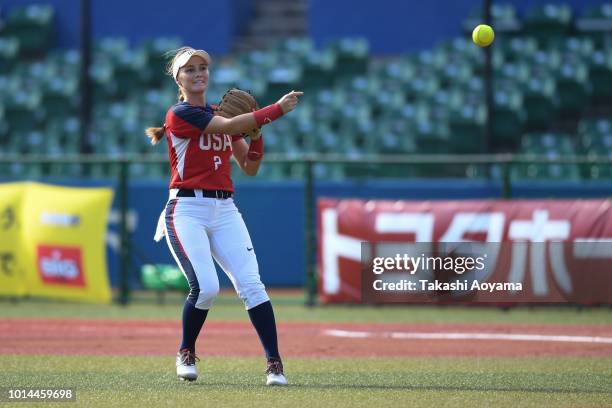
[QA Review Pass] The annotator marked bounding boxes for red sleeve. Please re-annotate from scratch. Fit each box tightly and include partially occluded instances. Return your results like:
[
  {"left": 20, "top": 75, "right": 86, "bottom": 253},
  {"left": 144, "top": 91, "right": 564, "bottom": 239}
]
[{"left": 231, "top": 134, "right": 244, "bottom": 142}]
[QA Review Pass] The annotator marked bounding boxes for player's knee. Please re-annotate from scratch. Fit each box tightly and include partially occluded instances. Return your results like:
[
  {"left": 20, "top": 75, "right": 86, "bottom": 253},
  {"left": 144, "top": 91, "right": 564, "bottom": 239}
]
[
  {"left": 195, "top": 283, "right": 220, "bottom": 309},
  {"left": 239, "top": 281, "right": 269, "bottom": 310}
]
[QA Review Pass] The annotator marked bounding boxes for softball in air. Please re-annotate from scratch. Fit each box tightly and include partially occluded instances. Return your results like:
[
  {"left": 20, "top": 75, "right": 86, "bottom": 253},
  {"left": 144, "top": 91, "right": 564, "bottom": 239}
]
[{"left": 472, "top": 24, "right": 495, "bottom": 47}]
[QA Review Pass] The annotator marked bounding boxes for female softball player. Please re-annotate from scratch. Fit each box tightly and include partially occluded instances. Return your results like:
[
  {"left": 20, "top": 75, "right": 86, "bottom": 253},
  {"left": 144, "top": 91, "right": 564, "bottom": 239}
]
[{"left": 145, "top": 46, "right": 302, "bottom": 386}]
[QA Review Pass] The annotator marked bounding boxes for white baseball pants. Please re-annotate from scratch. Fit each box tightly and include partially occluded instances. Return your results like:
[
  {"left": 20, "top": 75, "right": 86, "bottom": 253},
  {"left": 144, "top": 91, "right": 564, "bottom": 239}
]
[{"left": 158, "top": 189, "right": 269, "bottom": 310}]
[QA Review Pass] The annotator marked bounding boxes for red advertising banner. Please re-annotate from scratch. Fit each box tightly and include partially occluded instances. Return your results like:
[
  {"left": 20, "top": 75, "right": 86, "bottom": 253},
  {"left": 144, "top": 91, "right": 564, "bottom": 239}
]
[{"left": 317, "top": 199, "right": 612, "bottom": 304}]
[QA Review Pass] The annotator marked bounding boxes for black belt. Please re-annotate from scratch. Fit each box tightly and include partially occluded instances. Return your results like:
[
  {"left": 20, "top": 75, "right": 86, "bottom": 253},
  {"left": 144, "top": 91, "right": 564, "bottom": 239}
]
[{"left": 177, "top": 189, "right": 233, "bottom": 199}]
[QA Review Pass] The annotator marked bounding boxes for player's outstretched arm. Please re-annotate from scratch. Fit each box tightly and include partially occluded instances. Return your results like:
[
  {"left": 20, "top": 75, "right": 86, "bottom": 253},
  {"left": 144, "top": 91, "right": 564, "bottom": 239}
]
[{"left": 203, "top": 91, "right": 303, "bottom": 135}]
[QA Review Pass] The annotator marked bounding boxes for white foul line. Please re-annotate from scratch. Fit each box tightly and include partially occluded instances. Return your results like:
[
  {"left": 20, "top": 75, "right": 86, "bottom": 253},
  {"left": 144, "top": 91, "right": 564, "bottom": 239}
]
[{"left": 324, "top": 329, "right": 612, "bottom": 344}]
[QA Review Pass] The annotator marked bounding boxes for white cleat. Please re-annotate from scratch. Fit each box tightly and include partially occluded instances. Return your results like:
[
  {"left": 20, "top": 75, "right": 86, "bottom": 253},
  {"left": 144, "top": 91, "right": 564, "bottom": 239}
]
[
  {"left": 176, "top": 348, "right": 199, "bottom": 381},
  {"left": 266, "top": 358, "right": 288, "bottom": 386},
  {"left": 266, "top": 373, "right": 288, "bottom": 386}
]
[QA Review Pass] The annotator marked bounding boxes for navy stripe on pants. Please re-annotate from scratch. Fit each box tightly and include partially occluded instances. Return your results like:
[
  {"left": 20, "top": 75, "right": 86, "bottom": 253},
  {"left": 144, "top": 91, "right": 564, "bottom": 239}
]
[{"left": 165, "top": 199, "right": 200, "bottom": 304}]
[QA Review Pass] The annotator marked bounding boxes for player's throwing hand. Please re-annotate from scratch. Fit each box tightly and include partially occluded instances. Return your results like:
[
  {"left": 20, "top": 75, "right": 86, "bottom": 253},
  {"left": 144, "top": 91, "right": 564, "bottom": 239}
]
[{"left": 277, "top": 91, "right": 303, "bottom": 114}]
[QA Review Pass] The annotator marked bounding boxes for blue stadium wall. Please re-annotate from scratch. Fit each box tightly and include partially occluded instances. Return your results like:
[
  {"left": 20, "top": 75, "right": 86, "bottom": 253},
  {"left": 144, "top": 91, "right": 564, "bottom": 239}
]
[
  {"left": 16, "top": 179, "right": 609, "bottom": 289},
  {"left": 1, "top": 0, "right": 252, "bottom": 55},
  {"left": 1, "top": 0, "right": 604, "bottom": 55}
]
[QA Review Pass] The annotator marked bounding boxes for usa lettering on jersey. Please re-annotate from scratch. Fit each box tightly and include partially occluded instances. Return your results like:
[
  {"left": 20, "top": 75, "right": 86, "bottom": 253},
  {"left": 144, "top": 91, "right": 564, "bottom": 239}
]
[{"left": 199, "top": 134, "right": 233, "bottom": 151}]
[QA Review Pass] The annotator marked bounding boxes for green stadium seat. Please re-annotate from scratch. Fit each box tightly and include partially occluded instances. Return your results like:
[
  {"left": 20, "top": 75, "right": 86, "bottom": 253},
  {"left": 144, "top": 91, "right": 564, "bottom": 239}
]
[
  {"left": 41, "top": 77, "right": 78, "bottom": 119},
  {"left": 500, "top": 37, "right": 539, "bottom": 63},
  {"left": 449, "top": 77, "right": 484, "bottom": 107},
  {"left": 95, "top": 37, "right": 129, "bottom": 60},
  {"left": 403, "top": 73, "right": 440, "bottom": 102},
  {"left": 136, "top": 88, "right": 175, "bottom": 124},
  {"left": 527, "top": 49, "right": 562, "bottom": 76},
  {"left": 376, "top": 125, "right": 418, "bottom": 155},
  {"left": 554, "top": 61, "right": 589, "bottom": 116},
  {"left": 463, "top": 3, "right": 521, "bottom": 34},
  {"left": 113, "top": 50, "right": 151, "bottom": 99},
  {"left": 582, "top": 132, "right": 612, "bottom": 154},
  {"left": 587, "top": 50, "right": 612, "bottom": 103},
  {"left": 522, "top": 132, "right": 575, "bottom": 155},
  {"left": 393, "top": 102, "right": 430, "bottom": 127},
  {"left": 438, "top": 60, "right": 472, "bottom": 88},
  {"left": 329, "top": 37, "right": 369, "bottom": 78},
  {"left": 521, "top": 77, "right": 557, "bottom": 130},
  {"left": 3, "top": 4, "right": 53, "bottom": 57},
  {"left": 491, "top": 87, "right": 525, "bottom": 151},
  {"left": 0, "top": 105, "right": 6, "bottom": 143},
  {"left": 440, "top": 38, "right": 483, "bottom": 67},
  {"left": 0, "top": 37, "right": 19, "bottom": 72},
  {"left": 311, "top": 126, "right": 342, "bottom": 153},
  {"left": 266, "top": 118, "right": 304, "bottom": 152},
  {"left": 578, "top": 119, "right": 612, "bottom": 155},
  {"left": 274, "top": 37, "right": 314, "bottom": 61},
  {"left": 373, "top": 57, "right": 416, "bottom": 84},
  {"left": 213, "top": 62, "right": 245, "bottom": 87},
  {"left": 265, "top": 64, "right": 302, "bottom": 105},
  {"left": 448, "top": 104, "right": 486, "bottom": 154},
  {"left": 90, "top": 57, "right": 118, "bottom": 103},
  {"left": 20, "top": 130, "right": 45, "bottom": 155},
  {"left": 414, "top": 120, "right": 451, "bottom": 154},
  {"left": 141, "top": 37, "right": 182, "bottom": 86},
  {"left": 5, "top": 91, "right": 43, "bottom": 134},
  {"left": 576, "top": 3, "right": 612, "bottom": 47},
  {"left": 370, "top": 89, "right": 405, "bottom": 119},
  {"left": 578, "top": 118, "right": 612, "bottom": 136},
  {"left": 560, "top": 37, "right": 595, "bottom": 60},
  {"left": 297, "top": 49, "right": 337, "bottom": 93},
  {"left": 496, "top": 61, "right": 531, "bottom": 83},
  {"left": 234, "top": 77, "right": 268, "bottom": 103},
  {"left": 524, "top": 4, "right": 573, "bottom": 47}
]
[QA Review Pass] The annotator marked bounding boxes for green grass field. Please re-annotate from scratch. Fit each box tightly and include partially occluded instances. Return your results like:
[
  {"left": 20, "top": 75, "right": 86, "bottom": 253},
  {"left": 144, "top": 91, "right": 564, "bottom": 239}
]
[
  {"left": 0, "top": 356, "right": 610, "bottom": 407},
  {"left": 1, "top": 292, "right": 611, "bottom": 407}
]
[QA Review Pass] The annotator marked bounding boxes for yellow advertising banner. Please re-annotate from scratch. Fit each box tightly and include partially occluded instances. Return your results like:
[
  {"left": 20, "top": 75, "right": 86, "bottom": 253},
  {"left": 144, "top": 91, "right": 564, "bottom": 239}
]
[
  {"left": 0, "top": 183, "right": 28, "bottom": 296},
  {"left": 0, "top": 182, "right": 114, "bottom": 304}
]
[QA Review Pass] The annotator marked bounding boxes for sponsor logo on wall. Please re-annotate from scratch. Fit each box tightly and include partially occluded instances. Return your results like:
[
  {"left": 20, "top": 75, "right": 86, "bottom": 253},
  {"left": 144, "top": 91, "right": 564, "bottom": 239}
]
[{"left": 37, "top": 245, "right": 85, "bottom": 287}]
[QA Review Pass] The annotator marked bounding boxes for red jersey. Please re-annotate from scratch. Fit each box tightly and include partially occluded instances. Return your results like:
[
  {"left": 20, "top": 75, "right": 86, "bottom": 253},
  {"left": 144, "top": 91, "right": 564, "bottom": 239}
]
[{"left": 165, "top": 102, "right": 242, "bottom": 191}]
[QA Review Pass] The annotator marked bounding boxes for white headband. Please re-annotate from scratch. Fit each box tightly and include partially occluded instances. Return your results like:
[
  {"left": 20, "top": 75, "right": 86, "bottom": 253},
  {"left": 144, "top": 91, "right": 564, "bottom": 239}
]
[{"left": 172, "top": 49, "right": 211, "bottom": 80}]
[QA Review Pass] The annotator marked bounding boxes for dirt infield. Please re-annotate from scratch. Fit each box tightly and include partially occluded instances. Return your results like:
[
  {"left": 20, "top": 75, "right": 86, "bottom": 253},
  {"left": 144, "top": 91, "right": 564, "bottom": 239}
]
[{"left": 1, "top": 319, "right": 612, "bottom": 358}]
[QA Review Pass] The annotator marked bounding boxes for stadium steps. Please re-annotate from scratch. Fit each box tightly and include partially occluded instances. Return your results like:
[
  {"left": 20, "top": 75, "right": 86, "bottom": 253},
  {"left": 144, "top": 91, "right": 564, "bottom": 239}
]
[{"left": 232, "top": 0, "right": 308, "bottom": 53}]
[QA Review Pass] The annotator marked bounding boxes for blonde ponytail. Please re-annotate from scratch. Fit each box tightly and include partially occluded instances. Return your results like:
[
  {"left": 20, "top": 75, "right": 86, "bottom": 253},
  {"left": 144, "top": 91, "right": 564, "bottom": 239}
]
[{"left": 145, "top": 124, "right": 166, "bottom": 145}]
